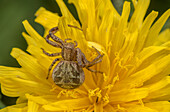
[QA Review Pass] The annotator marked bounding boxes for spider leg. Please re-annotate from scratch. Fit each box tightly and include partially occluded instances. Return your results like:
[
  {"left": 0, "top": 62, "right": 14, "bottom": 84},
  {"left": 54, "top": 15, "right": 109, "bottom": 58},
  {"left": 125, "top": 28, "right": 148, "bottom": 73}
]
[
  {"left": 68, "top": 24, "right": 83, "bottom": 31},
  {"left": 74, "top": 41, "right": 78, "bottom": 47},
  {"left": 90, "top": 46, "right": 104, "bottom": 64},
  {"left": 64, "top": 38, "right": 72, "bottom": 43},
  {"left": 46, "top": 35, "right": 62, "bottom": 48},
  {"left": 49, "top": 27, "right": 64, "bottom": 45},
  {"left": 84, "top": 46, "right": 104, "bottom": 74},
  {"left": 76, "top": 48, "right": 89, "bottom": 67},
  {"left": 41, "top": 48, "right": 61, "bottom": 57},
  {"left": 85, "top": 59, "right": 103, "bottom": 74},
  {"left": 86, "top": 58, "right": 103, "bottom": 68},
  {"left": 86, "top": 67, "right": 103, "bottom": 74},
  {"left": 46, "top": 58, "right": 61, "bottom": 79}
]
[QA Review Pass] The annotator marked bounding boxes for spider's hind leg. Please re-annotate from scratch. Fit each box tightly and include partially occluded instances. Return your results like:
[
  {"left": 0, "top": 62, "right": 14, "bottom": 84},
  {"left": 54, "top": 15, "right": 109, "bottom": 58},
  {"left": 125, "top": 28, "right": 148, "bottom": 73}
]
[
  {"left": 86, "top": 67, "right": 103, "bottom": 74},
  {"left": 46, "top": 58, "right": 61, "bottom": 79}
]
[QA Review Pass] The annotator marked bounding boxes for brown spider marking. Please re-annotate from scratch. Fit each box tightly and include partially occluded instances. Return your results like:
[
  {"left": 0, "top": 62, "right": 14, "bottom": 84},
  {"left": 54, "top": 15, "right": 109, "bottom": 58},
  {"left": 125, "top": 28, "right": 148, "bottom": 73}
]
[{"left": 42, "top": 25, "right": 104, "bottom": 89}]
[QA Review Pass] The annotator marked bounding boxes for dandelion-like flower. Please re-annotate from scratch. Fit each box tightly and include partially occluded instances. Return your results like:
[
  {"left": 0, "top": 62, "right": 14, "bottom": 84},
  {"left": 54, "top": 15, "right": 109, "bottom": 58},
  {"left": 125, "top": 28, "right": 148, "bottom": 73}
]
[{"left": 0, "top": 0, "right": 170, "bottom": 111}]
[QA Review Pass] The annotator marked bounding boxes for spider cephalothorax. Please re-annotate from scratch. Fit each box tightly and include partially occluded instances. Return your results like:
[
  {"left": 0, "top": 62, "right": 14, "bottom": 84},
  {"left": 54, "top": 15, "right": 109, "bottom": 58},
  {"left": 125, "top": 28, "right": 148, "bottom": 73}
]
[{"left": 42, "top": 25, "right": 104, "bottom": 89}]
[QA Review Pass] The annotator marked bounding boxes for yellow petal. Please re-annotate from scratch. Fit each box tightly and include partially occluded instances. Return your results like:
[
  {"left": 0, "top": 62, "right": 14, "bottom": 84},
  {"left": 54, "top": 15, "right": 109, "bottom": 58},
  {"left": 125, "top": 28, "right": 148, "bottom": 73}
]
[
  {"left": 16, "top": 95, "right": 27, "bottom": 104},
  {"left": 22, "top": 20, "right": 43, "bottom": 41},
  {"left": 0, "top": 103, "right": 27, "bottom": 112},
  {"left": 10, "top": 48, "right": 47, "bottom": 82},
  {"left": 119, "top": 30, "right": 138, "bottom": 60},
  {"left": 1, "top": 78, "right": 28, "bottom": 97},
  {"left": 132, "top": 0, "right": 137, "bottom": 9},
  {"left": 145, "top": 9, "right": 170, "bottom": 47},
  {"left": 12, "top": 78, "right": 51, "bottom": 95},
  {"left": 83, "top": 69, "right": 98, "bottom": 90},
  {"left": 109, "top": 88, "right": 148, "bottom": 103},
  {"left": 129, "top": 0, "right": 150, "bottom": 32},
  {"left": 126, "top": 105, "right": 158, "bottom": 112},
  {"left": 43, "top": 97, "right": 91, "bottom": 111},
  {"left": 69, "top": 0, "right": 120, "bottom": 32},
  {"left": 98, "top": 9, "right": 114, "bottom": 48},
  {"left": 22, "top": 20, "right": 50, "bottom": 50},
  {"left": 26, "top": 94, "right": 49, "bottom": 105},
  {"left": 115, "top": 54, "right": 170, "bottom": 90},
  {"left": 28, "top": 100, "right": 39, "bottom": 112},
  {"left": 104, "top": 104, "right": 116, "bottom": 112},
  {"left": 154, "top": 29, "right": 170, "bottom": 46},
  {"left": 130, "top": 54, "right": 170, "bottom": 85},
  {"left": 26, "top": 45, "right": 53, "bottom": 70},
  {"left": 22, "top": 32, "right": 37, "bottom": 46},
  {"left": 134, "top": 11, "right": 158, "bottom": 53},
  {"left": 144, "top": 76, "right": 170, "bottom": 93},
  {"left": 56, "top": 0, "right": 74, "bottom": 21},
  {"left": 146, "top": 83, "right": 170, "bottom": 100},
  {"left": 115, "top": 50, "right": 170, "bottom": 90},
  {"left": 94, "top": 102, "right": 103, "bottom": 112},
  {"left": 58, "top": 17, "right": 87, "bottom": 50},
  {"left": 0, "top": 66, "right": 28, "bottom": 79},
  {"left": 85, "top": 1, "right": 99, "bottom": 42},
  {"left": 111, "top": 1, "right": 130, "bottom": 52},
  {"left": 35, "top": 7, "right": 59, "bottom": 30},
  {"left": 135, "top": 46, "right": 170, "bottom": 72},
  {"left": 145, "top": 101, "right": 170, "bottom": 112},
  {"left": 68, "top": 0, "right": 88, "bottom": 30}
]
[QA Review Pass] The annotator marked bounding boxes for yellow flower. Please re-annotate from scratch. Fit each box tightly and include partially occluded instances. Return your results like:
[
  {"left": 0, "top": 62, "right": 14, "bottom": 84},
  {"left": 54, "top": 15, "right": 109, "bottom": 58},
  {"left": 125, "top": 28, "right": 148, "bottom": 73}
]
[{"left": 0, "top": 0, "right": 170, "bottom": 111}]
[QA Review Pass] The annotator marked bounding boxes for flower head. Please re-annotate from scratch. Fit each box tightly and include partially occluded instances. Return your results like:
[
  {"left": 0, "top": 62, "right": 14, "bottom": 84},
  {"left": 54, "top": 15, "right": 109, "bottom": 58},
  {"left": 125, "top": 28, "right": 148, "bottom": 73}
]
[{"left": 0, "top": 0, "right": 170, "bottom": 111}]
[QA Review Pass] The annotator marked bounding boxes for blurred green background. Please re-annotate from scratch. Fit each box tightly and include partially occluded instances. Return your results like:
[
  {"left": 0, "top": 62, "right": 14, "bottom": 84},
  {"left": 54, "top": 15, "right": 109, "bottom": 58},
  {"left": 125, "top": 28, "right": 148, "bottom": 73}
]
[{"left": 0, "top": 0, "right": 169, "bottom": 108}]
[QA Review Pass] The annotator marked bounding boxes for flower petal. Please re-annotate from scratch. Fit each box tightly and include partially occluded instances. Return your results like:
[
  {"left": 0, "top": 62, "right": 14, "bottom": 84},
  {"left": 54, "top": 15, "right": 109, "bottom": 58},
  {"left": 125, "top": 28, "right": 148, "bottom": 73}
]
[
  {"left": 35, "top": 7, "right": 59, "bottom": 31},
  {"left": 115, "top": 54, "right": 170, "bottom": 90},
  {"left": 58, "top": 17, "right": 87, "bottom": 50},
  {"left": 145, "top": 9, "right": 170, "bottom": 47},
  {"left": 119, "top": 30, "right": 138, "bottom": 60},
  {"left": 98, "top": 9, "right": 114, "bottom": 48},
  {"left": 43, "top": 97, "right": 91, "bottom": 111},
  {"left": 56, "top": 0, "right": 74, "bottom": 21},
  {"left": 154, "top": 29, "right": 170, "bottom": 46},
  {"left": 28, "top": 100, "right": 39, "bottom": 112},
  {"left": 134, "top": 11, "right": 158, "bottom": 53},
  {"left": 126, "top": 105, "right": 158, "bottom": 112},
  {"left": 111, "top": 1, "right": 130, "bottom": 53},
  {"left": 146, "top": 83, "right": 170, "bottom": 100},
  {"left": 145, "top": 101, "right": 170, "bottom": 112},
  {"left": 144, "top": 76, "right": 170, "bottom": 93},
  {"left": 22, "top": 20, "right": 52, "bottom": 50},
  {"left": 1, "top": 78, "right": 28, "bottom": 97},
  {"left": 104, "top": 104, "right": 116, "bottom": 112},
  {"left": 129, "top": 0, "right": 150, "bottom": 32},
  {"left": 109, "top": 88, "right": 148, "bottom": 103},
  {"left": 131, "top": 54, "right": 170, "bottom": 85},
  {"left": 0, "top": 103, "right": 27, "bottom": 112},
  {"left": 10, "top": 48, "right": 48, "bottom": 82},
  {"left": 133, "top": 46, "right": 170, "bottom": 75},
  {"left": 0, "top": 66, "right": 28, "bottom": 79},
  {"left": 94, "top": 102, "right": 103, "bottom": 112}
]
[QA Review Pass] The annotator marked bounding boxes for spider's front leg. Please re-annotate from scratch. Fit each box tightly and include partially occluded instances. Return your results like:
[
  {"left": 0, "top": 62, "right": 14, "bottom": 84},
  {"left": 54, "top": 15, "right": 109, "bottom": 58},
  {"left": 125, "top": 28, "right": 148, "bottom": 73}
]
[
  {"left": 76, "top": 48, "right": 89, "bottom": 68},
  {"left": 86, "top": 46, "right": 104, "bottom": 67},
  {"left": 49, "top": 27, "right": 64, "bottom": 45},
  {"left": 41, "top": 48, "right": 61, "bottom": 57},
  {"left": 46, "top": 35, "right": 62, "bottom": 48},
  {"left": 76, "top": 47, "right": 104, "bottom": 74}
]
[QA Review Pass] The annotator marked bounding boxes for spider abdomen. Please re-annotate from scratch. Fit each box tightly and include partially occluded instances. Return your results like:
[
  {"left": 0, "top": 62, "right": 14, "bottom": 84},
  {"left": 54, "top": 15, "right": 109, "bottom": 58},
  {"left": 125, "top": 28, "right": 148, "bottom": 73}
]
[{"left": 52, "top": 61, "right": 85, "bottom": 89}]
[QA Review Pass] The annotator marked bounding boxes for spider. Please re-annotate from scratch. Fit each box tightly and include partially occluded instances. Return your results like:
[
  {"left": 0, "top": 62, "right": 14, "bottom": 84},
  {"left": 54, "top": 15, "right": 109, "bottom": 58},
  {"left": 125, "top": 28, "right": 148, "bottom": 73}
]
[{"left": 42, "top": 25, "right": 104, "bottom": 89}]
